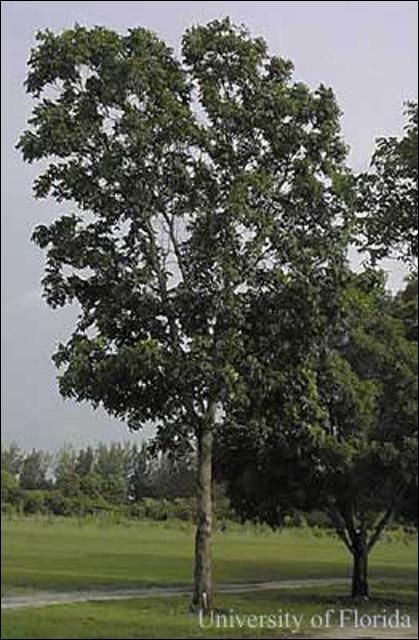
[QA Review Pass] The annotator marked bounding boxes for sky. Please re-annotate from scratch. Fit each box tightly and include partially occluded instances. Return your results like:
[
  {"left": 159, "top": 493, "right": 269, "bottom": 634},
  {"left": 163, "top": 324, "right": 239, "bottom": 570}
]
[{"left": 1, "top": 1, "right": 418, "bottom": 451}]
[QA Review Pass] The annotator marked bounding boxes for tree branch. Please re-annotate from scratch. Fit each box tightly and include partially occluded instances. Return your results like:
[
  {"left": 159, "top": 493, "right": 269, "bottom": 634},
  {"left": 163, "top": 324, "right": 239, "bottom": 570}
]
[
  {"left": 326, "top": 503, "right": 354, "bottom": 552},
  {"left": 367, "top": 483, "right": 407, "bottom": 552},
  {"left": 161, "top": 211, "right": 190, "bottom": 289}
]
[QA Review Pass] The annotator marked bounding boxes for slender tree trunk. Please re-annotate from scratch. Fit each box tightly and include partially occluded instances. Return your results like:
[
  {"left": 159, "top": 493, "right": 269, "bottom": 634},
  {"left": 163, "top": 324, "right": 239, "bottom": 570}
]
[
  {"left": 351, "top": 539, "right": 369, "bottom": 600},
  {"left": 192, "top": 414, "right": 214, "bottom": 611}
]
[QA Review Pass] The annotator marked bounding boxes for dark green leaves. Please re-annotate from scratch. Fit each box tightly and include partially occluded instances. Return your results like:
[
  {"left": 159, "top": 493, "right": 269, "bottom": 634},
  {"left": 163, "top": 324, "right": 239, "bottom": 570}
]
[
  {"left": 19, "top": 20, "right": 352, "bottom": 442},
  {"left": 357, "top": 102, "right": 418, "bottom": 265}
]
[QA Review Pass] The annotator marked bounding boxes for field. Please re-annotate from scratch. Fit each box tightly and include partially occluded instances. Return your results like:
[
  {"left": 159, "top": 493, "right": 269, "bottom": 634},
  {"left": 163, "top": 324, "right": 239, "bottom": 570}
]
[{"left": 1, "top": 518, "right": 418, "bottom": 638}]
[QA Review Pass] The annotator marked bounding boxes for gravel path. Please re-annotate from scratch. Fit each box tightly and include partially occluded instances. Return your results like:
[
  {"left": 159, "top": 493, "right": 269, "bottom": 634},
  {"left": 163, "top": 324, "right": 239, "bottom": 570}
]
[
  {"left": 3, "top": 578, "right": 417, "bottom": 639},
  {"left": 2, "top": 577, "right": 351, "bottom": 609},
  {"left": 312, "top": 628, "right": 418, "bottom": 639}
]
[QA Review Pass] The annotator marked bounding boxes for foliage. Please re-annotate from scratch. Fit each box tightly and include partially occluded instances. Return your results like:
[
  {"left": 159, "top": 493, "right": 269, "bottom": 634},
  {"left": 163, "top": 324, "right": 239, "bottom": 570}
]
[
  {"left": 19, "top": 449, "right": 52, "bottom": 490},
  {"left": 358, "top": 102, "right": 418, "bottom": 265},
  {"left": 1, "top": 469, "right": 20, "bottom": 504},
  {"left": 217, "top": 273, "right": 418, "bottom": 597},
  {"left": 17, "top": 18, "right": 352, "bottom": 444},
  {"left": 1, "top": 442, "right": 198, "bottom": 519},
  {"left": 310, "top": 274, "right": 418, "bottom": 570},
  {"left": 18, "top": 18, "right": 353, "bottom": 606}
]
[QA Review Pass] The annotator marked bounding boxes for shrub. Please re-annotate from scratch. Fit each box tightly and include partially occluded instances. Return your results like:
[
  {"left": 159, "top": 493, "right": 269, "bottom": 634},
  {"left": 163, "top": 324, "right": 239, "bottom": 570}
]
[
  {"left": 1, "top": 502, "right": 16, "bottom": 516},
  {"left": 1, "top": 469, "right": 20, "bottom": 504},
  {"left": 22, "top": 490, "right": 47, "bottom": 514}
]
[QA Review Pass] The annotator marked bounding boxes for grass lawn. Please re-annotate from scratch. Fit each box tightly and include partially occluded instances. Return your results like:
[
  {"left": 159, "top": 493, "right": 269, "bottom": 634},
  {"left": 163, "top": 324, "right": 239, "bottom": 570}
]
[
  {"left": 2, "top": 583, "right": 418, "bottom": 639},
  {"left": 1, "top": 518, "right": 417, "bottom": 594},
  {"left": 1, "top": 518, "right": 417, "bottom": 638}
]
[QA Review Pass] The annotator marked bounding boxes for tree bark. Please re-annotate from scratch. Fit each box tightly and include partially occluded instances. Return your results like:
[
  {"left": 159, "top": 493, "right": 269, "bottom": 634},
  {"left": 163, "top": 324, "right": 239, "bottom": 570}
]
[
  {"left": 192, "top": 414, "right": 214, "bottom": 611},
  {"left": 351, "top": 538, "right": 369, "bottom": 600}
]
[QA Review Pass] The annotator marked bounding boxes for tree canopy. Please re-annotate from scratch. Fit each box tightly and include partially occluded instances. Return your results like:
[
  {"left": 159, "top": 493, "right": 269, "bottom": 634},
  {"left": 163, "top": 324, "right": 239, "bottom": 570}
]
[{"left": 358, "top": 102, "right": 418, "bottom": 265}]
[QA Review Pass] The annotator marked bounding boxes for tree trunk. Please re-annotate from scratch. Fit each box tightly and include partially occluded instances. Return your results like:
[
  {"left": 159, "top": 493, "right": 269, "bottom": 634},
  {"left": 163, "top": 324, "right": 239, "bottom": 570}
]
[
  {"left": 351, "top": 540, "right": 369, "bottom": 600},
  {"left": 192, "top": 418, "right": 214, "bottom": 611}
]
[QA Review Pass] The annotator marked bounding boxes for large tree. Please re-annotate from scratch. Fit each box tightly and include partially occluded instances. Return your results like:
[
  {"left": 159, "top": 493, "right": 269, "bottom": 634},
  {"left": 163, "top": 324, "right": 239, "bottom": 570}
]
[
  {"left": 19, "top": 19, "right": 351, "bottom": 608},
  {"left": 217, "top": 272, "right": 418, "bottom": 600}
]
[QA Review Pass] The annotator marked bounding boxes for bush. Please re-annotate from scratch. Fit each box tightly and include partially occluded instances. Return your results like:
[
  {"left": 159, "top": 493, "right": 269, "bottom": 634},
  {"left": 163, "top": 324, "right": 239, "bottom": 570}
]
[
  {"left": 22, "top": 490, "right": 47, "bottom": 515},
  {"left": 1, "top": 469, "right": 21, "bottom": 505},
  {"left": 1, "top": 502, "right": 16, "bottom": 516},
  {"left": 44, "top": 490, "right": 68, "bottom": 515},
  {"left": 143, "top": 498, "right": 170, "bottom": 521},
  {"left": 44, "top": 491, "right": 89, "bottom": 517},
  {"left": 172, "top": 498, "right": 196, "bottom": 521},
  {"left": 282, "top": 510, "right": 332, "bottom": 529},
  {"left": 127, "top": 502, "right": 146, "bottom": 519},
  {"left": 283, "top": 512, "right": 308, "bottom": 528},
  {"left": 127, "top": 498, "right": 196, "bottom": 522},
  {"left": 304, "top": 510, "right": 331, "bottom": 529}
]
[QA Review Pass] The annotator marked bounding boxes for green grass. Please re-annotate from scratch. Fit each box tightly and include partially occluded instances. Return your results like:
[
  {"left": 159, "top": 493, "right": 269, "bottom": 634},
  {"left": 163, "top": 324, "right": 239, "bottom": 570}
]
[
  {"left": 2, "top": 518, "right": 417, "bottom": 594},
  {"left": 2, "top": 518, "right": 417, "bottom": 638},
  {"left": 2, "top": 583, "right": 417, "bottom": 639}
]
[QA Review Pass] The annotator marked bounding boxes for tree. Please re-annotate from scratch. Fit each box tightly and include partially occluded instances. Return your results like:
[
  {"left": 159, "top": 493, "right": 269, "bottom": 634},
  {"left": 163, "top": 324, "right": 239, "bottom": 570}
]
[
  {"left": 393, "top": 274, "right": 418, "bottom": 341},
  {"left": 148, "top": 455, "right": 196, "bottom": 500},
  {"left": 1, "top": 468, "right": 20, "bottom": 505},
  {"left": 1, "top": 443, "right": 23, "bottom": 476},
  {"left": 94, "top": 443, "right": 132, "bottom": 503},
  {"left": 20, "top": 449, "right": 52, "bottom": 490},
  {"left": 19, "top": 19, "right": 351, "bottom": 608},
  {"left": 358, "top": 103, "right": 418, "bottom": 265},
  {"left": 79, "top": 472, "right": 104, "bottom": 501},
  {"left": 55, "top": 446, "right": 80, "bottom": 496},
  {"left": 312, "top": 273, "right": 417, "bottom": 598},
  {"left": 75, "top": 446, "right": 95, "bottom": 477},
  {"left": 128, "top": 444, "right": 153, "bottom": 501},
  {"left": 218, "top": 272, "right": 418, "bottom": 600}
]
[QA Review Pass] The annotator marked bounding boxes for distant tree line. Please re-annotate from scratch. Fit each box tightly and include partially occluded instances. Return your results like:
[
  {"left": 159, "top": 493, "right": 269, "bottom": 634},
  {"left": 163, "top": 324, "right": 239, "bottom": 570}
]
[
  {"left": 2, "top": 430, "right": 416, "bottom": 534},
  {"left": 0, "top": 441, "right": 334, "bottom": 524},
  {"left": 1, "top": 442, "right": 209, "bottom": 520}
]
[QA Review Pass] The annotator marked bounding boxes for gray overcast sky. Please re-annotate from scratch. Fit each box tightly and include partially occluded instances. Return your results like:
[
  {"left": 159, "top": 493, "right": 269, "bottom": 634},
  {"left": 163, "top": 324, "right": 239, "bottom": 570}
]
[{"left": 1, "top": 1, "right": 418, "bottom": 450}]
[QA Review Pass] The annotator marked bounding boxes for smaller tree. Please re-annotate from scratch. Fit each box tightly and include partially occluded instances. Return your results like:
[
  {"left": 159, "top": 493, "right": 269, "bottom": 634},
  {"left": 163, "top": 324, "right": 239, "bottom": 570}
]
[
  {"left": 1, "top": 468, "right": 20, "bottom": 505},
  {"left": 55, "top": 446, "right": 80, "bottom": 496},
  {"left": 149, "top": 456, "right": 196, "bottom": 500},
  {"left": 1, "top": 443, "right": 23, "bottom": 476},
  {"left": 79, "top": 472, "right": 104, "bottom": 500},
  {"left": 75, "top": 446, "right": 95, "bottom": 477},
  {"left": 311, "top": 273, "right": 417, "bottom": 598},
  {"left": 218, "top": 272, "right": 418, "bottom": 600},
  {"left": 94, "top": 443, "right": 132, "bottom": 503},
  {"left": 128, "top": 445, "right": 153, "bottom": 501},
  {"left": 358, "top": 102, "right": 418, "bottom": 265},
  {"left": 20, "top": 449, "right": 52, "bottom": 490}
]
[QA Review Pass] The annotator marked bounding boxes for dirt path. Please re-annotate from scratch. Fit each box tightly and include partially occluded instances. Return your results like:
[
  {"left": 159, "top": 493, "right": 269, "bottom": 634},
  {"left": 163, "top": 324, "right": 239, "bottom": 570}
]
[
  {"left": 2, "top": 577, "right": 352, "bottom": 609},
  {"left": 2, "top": 577, "right": 415, "bottom": 612},
  {"left": 312, "top": 629, "right": 418, "bottom": 639},
  {"left": 3, "top": 579, "right": 417, "bottom": 639}
]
